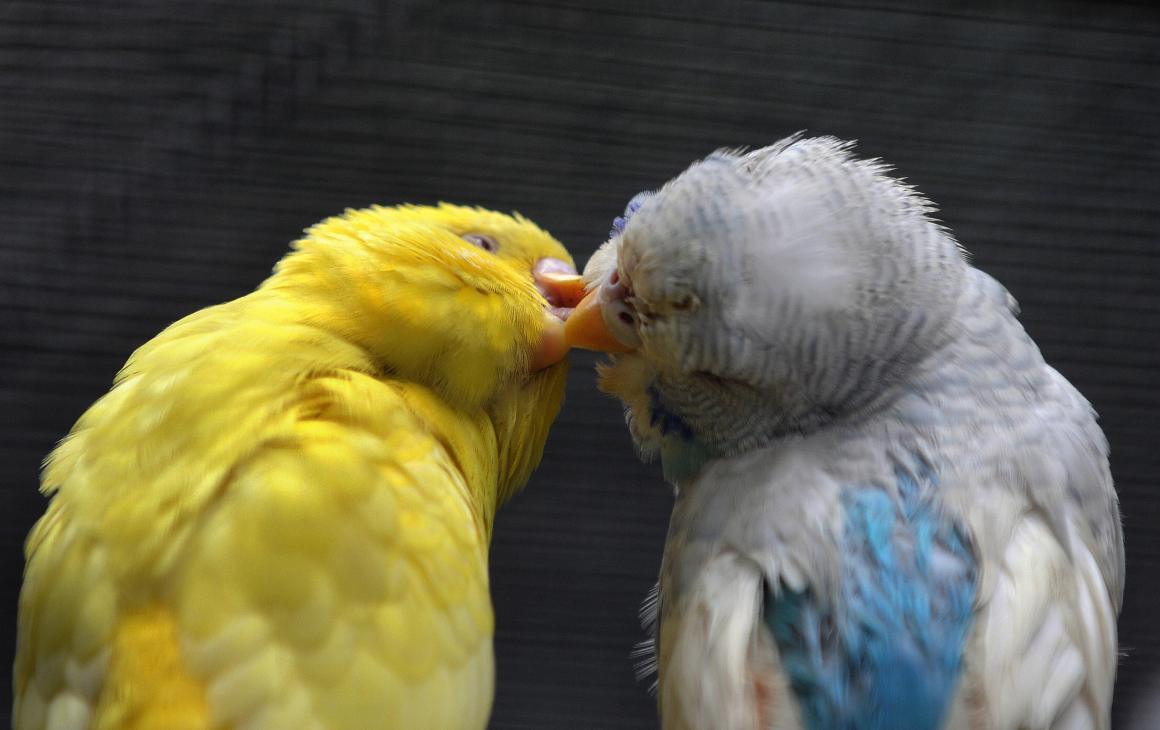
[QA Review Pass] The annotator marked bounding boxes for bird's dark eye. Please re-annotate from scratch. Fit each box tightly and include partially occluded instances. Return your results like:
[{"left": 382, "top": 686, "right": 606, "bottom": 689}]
[{"left": 463, "top": 233, "right": 498, "bottom": 252}]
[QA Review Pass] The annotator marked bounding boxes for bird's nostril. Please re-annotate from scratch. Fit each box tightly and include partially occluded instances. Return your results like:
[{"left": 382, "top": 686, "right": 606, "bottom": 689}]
[{"left": 603, "top": 299, "right": 643, "bottom": 349}]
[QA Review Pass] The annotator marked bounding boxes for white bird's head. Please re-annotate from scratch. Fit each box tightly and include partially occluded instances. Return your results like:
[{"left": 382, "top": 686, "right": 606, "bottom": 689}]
[{"left": 568, "top": 135, "right": 969, "bottom": 468}]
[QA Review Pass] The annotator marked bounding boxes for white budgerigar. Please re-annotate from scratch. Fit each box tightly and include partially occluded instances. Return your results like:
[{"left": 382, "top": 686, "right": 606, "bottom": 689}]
[{"left": 566, "top": 135, "right": 1123, "bottom": 730}]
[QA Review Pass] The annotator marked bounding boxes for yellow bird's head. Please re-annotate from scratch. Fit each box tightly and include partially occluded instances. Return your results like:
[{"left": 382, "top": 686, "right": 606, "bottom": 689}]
[{"left": 266, "top": 203, "right": 584, "bottom": 497}]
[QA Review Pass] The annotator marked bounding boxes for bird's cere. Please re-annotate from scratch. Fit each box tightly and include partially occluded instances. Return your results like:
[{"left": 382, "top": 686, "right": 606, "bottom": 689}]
[{"left": 610, "top": 190, "right": 656, "bottom": 238}]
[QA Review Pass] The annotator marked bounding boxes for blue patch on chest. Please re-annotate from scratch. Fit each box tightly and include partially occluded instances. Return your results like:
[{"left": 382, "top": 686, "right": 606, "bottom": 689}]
[{"left": 764, "top": 463, "right": 977, "bottom": 730}]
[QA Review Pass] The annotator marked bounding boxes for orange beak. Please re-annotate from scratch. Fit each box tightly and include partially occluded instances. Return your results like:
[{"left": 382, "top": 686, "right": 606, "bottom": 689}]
[{"left": 564, "top": 287, "right": 634, "bottom": 353}]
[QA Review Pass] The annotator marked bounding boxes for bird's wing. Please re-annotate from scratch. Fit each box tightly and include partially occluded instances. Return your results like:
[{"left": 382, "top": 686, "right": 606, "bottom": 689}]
[
  {"left": 657, "top": 550, "right": 803, "bottom": 730},
  {"left": 938, "top": 361, "right": 1121, "bottom": 730},
  {"left": 945, "top": 501, "right": 1119, "bottom": 730},
  {"left": 15, "top": 372, "right": 497, "bottom": 730}
]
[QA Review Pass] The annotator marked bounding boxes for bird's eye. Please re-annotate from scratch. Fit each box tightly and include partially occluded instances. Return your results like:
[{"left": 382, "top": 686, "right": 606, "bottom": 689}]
[{"left": 463, "top": 233, "right": 498, "bottom": 253}]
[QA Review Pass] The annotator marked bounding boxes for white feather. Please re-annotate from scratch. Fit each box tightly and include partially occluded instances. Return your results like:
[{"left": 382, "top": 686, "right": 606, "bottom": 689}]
[
  {"left": 725, "top": 180, "right": 862, "bottom": 328},
  {"left": 945, "top": 512, "right": 1118, "bottom": 730},
  {"left": 658, "top": 552, "right": 801, "bottom": 730}
]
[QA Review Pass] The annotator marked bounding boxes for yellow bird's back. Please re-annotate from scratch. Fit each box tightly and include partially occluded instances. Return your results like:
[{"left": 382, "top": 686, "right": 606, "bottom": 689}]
[{"left": 14, "top": 204, "right": 577, "bottom": 730}]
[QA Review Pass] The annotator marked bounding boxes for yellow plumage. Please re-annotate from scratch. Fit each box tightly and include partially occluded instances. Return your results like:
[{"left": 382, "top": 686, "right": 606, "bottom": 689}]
[{"left": 14, "top": 204, "right": 575, "bottom": 730}]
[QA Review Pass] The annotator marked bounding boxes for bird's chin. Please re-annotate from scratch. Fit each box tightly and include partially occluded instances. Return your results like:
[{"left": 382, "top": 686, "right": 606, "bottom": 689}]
[
  {"left": 514, "top": 358, "right": 570, "bottom": 435},
  {"left": 490, "top": 355, "right": 570, "bottom": 503},
  {"left": 594, "top": 352, "right": 663, "bottom": 456}
]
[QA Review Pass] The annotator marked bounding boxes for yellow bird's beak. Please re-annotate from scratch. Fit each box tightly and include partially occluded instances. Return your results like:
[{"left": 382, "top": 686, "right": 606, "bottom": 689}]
[
  {"left": 529, "top": 259, "right": 587, "bottom": 370},
  {"left": 564, "top": 287, "right": 634, "bottom": 353}
]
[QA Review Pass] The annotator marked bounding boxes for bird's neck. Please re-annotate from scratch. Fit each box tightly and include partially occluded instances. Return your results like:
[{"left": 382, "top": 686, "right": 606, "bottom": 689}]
[
  {"left": 386, "top": 382, "right": 510, "bottom": 538},
  {"left": 661, "top": 434, "right": 713, "bottom": 485}
]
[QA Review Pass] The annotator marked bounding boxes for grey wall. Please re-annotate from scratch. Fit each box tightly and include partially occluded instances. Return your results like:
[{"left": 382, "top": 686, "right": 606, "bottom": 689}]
[{"left": 3, "top": 2, "right": 1157, "bottom": 726}]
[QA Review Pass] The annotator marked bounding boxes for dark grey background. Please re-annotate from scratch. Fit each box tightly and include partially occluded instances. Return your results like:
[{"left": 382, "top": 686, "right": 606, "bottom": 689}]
[{"left": 2, "top": 1, "right": 1157, "bottom": 726}]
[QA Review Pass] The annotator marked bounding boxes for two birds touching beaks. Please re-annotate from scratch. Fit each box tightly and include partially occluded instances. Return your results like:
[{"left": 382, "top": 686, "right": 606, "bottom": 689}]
[{"left": 15, "top": 135, "right": 1122, "bottom": 730}]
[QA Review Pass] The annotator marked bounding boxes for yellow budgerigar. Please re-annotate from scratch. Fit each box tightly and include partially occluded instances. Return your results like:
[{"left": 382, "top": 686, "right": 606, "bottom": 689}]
[{"left": 14, "top": 204, "right": 584, "bottom": 730}]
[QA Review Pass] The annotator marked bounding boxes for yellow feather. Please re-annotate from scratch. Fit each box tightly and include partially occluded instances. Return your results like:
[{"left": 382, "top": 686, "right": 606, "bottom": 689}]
[
  {"left": 92, "top": 608, "right": 210, "bottom": 730},
  {"left": 15, "top": 204, "right": 573, "bottom": 730}
]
